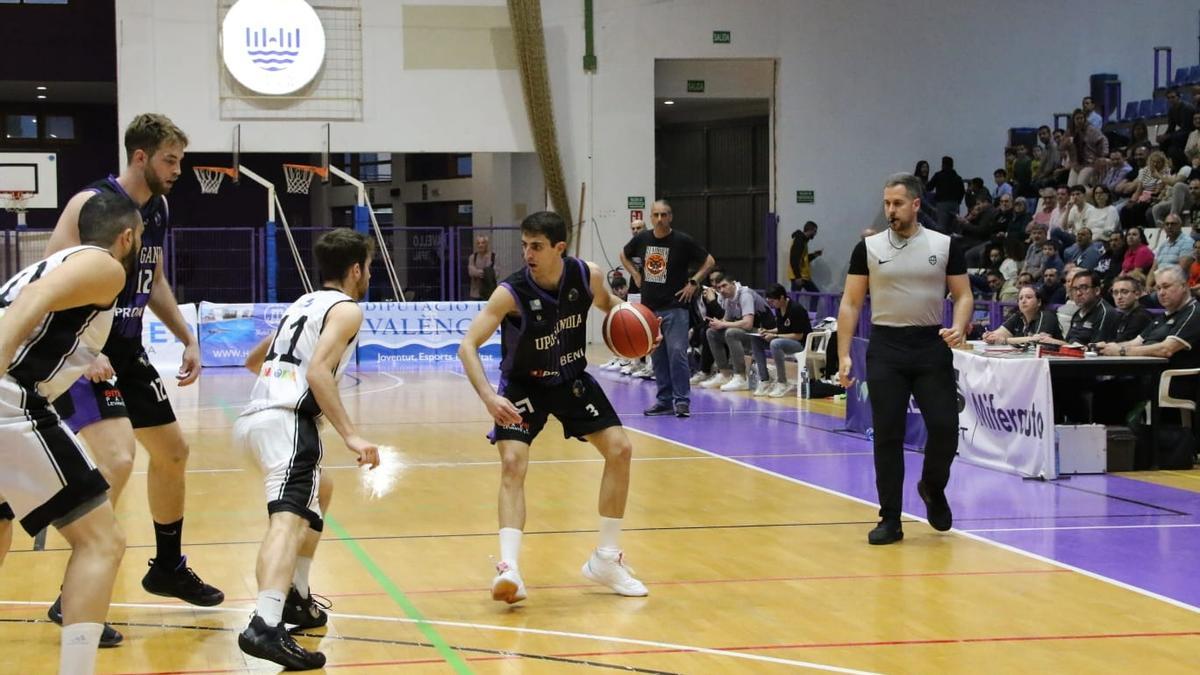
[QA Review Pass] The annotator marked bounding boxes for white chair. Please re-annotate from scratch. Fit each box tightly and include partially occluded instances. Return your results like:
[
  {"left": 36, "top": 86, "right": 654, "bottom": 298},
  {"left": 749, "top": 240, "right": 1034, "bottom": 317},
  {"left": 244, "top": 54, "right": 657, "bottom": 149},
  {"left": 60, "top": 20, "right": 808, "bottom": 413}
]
[
  {"left": 1158, "top": 368, "right": 1200, "bottom": 427},
  {"left": 793, "top": 330, "right": 831, "bottom": 396}
]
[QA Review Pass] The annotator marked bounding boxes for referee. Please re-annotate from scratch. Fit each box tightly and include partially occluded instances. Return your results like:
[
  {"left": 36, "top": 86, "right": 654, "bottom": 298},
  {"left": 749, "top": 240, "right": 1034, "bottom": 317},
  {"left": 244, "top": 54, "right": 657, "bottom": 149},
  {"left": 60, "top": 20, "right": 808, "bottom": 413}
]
[{"left": 837, "top": 173, "right": 973, "bottom": 545}]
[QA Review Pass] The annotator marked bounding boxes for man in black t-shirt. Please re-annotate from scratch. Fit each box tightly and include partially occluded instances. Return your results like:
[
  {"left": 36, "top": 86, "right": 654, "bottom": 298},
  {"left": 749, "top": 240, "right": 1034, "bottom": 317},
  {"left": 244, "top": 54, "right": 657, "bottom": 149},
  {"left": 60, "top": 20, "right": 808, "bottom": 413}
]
[
  {"left": 751, "top": 284, "right": 813, "bottom": 397},
  {"left": 1043, "top": 270, "right": 1119, "bottom": 345},
  {"left": 620, "top": 200, "right": 715, "bottom": 418},
  {"left": 1111, "top": 275, "right": 1153, "bottom": 342}
]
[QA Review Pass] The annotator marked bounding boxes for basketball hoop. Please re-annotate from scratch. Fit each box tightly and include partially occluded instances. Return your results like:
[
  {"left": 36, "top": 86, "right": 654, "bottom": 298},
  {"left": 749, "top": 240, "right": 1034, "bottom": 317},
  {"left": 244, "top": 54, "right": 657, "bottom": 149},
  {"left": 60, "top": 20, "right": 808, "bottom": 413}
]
[
  {"left": 282, "top": 164, "right": 328, "bottom": 195},
  {"left": 193, "top": 166, "right": 238, "bottom": 195},
  {"left": 1, "top": 191, "right": 30, "bottom": 214}
]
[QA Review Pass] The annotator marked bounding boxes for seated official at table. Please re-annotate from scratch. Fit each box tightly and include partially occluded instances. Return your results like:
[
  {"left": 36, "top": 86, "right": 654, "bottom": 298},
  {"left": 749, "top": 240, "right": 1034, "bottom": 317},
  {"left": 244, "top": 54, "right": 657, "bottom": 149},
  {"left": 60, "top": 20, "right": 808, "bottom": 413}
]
[
  {"left": 981, "top": 284, "right": 1063, "bottom": 346},
  {"left": 1110, "top": 274, "right": 1154, "bottom": 343},
  {"left": 1039, "top": 270, "right": 1119, "bottom": 346},
  {"left": 1092, "top": 265, "right": 1200, "bottom": 422}
]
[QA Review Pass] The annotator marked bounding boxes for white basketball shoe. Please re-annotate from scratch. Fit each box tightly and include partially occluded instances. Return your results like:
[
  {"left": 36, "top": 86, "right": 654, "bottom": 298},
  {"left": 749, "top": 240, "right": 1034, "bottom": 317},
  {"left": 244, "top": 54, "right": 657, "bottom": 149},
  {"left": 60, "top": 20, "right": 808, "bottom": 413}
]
[
  {"left": 581, "top": 550, "right": 648, "bottom": 597},
  {"left": 491, "top": 562, "right": 527, "bottom": 604}
]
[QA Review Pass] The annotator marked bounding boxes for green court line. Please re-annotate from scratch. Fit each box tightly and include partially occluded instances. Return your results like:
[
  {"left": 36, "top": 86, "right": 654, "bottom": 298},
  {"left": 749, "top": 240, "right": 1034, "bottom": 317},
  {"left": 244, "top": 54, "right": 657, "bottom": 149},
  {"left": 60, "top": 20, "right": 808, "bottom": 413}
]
[
  {"left": 325, "top": 514, "right": 474, "bottom": 674},
  {"left": 209, "top": 383, "right": 472, "bottom": 672}
]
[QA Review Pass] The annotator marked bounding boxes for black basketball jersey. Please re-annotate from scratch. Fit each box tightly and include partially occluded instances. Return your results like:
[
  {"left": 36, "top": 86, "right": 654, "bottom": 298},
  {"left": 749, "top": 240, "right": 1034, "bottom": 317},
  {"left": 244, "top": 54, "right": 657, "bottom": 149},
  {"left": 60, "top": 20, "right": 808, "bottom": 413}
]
[
  {"left": 85, "top": 176, "right": 169, "bottom": 340},
  {"left": 499, "top": 257, "right": 593, "bottom": 386},
  {"left": 0, "top": 246, "right": 116, "bottom": 402}
]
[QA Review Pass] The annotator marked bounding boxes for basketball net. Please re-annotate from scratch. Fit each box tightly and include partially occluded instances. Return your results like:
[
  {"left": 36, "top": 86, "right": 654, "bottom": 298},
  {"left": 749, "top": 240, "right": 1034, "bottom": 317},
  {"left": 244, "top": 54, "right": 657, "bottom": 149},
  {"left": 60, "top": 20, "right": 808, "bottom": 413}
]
[
  {"left": 193, "top": 166, "right": 237, "bottom": 195},
  {"left": 1, "top": 191, "right": 30, "bottom": 227},
  {"left": 283, "top": 164, "right": 328, "bottom": 195}
]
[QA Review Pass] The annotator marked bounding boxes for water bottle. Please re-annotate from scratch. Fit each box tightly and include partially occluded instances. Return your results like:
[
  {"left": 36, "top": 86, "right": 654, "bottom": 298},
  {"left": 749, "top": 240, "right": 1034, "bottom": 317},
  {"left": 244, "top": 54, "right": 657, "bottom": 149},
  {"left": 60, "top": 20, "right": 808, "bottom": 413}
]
[
  {"left": 748, "top": 366, "right": 759, "bottom": 390},
  {"left": 799, "top": 364, "right": 810, "bottom": 399}
]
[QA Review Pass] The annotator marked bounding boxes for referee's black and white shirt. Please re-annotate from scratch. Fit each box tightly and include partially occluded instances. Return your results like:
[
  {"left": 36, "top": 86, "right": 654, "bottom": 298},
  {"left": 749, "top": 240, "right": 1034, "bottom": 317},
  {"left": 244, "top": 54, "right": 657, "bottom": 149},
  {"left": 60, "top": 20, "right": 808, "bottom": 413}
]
[
  {"left": 848, "top": 227, "right": 966, "bottom": 327},
  {"left": 0, "top": 246, "right": 116, "bottom": 403}
]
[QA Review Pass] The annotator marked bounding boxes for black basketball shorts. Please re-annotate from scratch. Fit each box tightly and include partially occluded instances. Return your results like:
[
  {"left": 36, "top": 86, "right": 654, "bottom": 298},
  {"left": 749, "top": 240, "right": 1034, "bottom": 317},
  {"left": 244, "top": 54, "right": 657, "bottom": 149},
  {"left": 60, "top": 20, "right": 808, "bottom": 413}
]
[
  {"left": 490, "top": 372, "right": 622, "bottom": 445},
  {"left": 54, "top": 337, "right": 176, "bottom": 433}
]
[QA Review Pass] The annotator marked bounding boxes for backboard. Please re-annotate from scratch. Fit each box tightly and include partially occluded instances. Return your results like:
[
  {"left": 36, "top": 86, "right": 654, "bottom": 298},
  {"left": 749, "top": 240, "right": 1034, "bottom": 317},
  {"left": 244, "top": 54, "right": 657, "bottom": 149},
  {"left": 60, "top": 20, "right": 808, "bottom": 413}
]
[{"left": 0, "top": 153, "right": 58, "bottom": 209}]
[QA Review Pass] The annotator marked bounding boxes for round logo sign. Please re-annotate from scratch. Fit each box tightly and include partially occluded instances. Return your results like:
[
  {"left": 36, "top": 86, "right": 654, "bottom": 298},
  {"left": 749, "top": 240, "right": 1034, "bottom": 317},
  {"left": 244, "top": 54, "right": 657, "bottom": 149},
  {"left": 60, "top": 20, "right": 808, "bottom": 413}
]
[{"left": 221, "top": 0, "right": 326, "bottom": 95}]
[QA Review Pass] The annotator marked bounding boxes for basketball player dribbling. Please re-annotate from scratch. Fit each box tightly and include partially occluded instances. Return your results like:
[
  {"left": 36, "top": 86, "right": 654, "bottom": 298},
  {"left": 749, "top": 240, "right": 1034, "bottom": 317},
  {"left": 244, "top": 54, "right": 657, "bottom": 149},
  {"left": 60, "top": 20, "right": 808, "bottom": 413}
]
[{"left": 459, "top": 211, "right": 652, "bottom": 604}]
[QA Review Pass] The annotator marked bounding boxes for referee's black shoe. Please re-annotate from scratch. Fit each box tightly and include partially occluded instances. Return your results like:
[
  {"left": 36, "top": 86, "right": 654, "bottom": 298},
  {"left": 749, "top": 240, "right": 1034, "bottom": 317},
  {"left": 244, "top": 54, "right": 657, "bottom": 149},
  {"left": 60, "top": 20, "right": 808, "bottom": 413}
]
[
  {"left": 47, "top": 595, "right": 124, "bottom": 647},
  {"left": 918, "top": 480, "right": 953, "bottom": 532},
  {"left": 867, "top": 520, "right": 904, "bottom": 545},
  {"left": 141, "top": 556, "right": 225, "bottom": 606},
  {"left": 673, "top": 402, "right": 690, "bottom": 418},
  {"left": 238, "top": 614, "right": 326, "bottom": 670},
  {"left": 643, "top": 402, "right": 674, "bottom": 416}
]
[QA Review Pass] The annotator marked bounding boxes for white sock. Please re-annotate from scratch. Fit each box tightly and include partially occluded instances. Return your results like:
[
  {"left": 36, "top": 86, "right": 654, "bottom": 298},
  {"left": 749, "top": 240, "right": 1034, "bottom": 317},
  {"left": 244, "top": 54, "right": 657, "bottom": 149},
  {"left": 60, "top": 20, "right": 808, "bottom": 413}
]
[
  {"left": 60, "top": 622, "right": 103, "bottom": 675},
  {"left": 293, "top": 556, "right": 313, "bottom": 598},
  {"left": 499, "top": 528, "right": 522, "bottom": 568},
  {"left": 598, "top": 516, "right": 623, "bottom": 554},
  {"left": 256, "top": 589, "right": 286, "bottom": 626}
]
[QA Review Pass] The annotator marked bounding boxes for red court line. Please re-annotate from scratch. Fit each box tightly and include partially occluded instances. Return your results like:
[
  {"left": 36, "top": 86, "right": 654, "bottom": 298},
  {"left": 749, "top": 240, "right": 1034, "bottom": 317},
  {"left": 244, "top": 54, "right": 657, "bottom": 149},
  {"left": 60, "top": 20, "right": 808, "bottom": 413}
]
[
  {"left": 109, "top": 629, "right": 1200, "bottom": 674},
  {"left": 0, "top": 567, "right": 1070, "bottom": 613},
  {"left": 555, "top": 629, "right": 1200, "bottom": 659}
]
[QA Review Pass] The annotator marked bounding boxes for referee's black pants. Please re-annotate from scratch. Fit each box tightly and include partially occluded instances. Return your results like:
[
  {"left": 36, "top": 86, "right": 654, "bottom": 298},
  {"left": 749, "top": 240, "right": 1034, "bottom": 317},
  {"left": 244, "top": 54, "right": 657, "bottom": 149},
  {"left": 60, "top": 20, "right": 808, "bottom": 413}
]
[{"left": 866, "top": 325, "right": 959, "bottom": 523}]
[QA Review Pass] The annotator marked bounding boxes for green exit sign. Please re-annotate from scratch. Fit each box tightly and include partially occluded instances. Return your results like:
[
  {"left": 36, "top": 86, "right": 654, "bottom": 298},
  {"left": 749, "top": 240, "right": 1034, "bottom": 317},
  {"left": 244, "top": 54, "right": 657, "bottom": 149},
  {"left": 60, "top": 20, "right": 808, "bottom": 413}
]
[
  {"left": 796, "top": 190, "right": 815, "bottom": 204},
  {"left": 686, "top": 80, "right": 705, "bottom": 93},
  {"left": 627, "top": 196, "right": 645, "bottom": 209},
  {"left": 712, "top": 30, "right": 731, "bottom": 44}
]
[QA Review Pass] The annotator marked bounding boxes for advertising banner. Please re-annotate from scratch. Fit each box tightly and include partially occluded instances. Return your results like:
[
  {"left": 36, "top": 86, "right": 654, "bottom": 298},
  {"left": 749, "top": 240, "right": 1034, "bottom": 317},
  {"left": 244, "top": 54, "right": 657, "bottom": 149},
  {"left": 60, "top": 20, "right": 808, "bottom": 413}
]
[
  {"left": 357, "top": 301, "right": 498, "bottom": 368},
  {"left": 198, "top": 301, "right": 290, "bottom": 367},
  {"left": 142, "top": 303, "right": 198, "bottom": 370}
]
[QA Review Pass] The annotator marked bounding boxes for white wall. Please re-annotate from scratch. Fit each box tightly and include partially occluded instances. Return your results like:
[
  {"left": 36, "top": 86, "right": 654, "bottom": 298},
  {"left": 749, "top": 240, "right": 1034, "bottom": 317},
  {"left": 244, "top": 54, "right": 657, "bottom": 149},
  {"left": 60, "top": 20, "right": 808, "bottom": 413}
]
[
  {"left": 118, "top": 0, "right": 1200, "bottom": 290},
  {"left": 116, "top": 0, "right": 532, "bottom": 153},
  {"left": 542, "top": 0, "right": 1198, "bottom": 291}
]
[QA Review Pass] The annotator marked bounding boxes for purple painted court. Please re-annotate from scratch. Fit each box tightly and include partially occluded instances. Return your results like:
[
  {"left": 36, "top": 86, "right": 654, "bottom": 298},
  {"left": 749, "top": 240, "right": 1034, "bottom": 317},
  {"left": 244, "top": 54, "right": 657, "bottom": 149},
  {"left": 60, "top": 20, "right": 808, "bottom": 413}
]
[{"left": 581, "top": 365, "right": 1200, "bottom": 611}]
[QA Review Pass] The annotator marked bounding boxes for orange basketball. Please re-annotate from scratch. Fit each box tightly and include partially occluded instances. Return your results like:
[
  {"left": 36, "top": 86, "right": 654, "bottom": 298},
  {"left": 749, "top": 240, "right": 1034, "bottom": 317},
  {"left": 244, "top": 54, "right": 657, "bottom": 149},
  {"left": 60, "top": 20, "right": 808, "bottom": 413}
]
[{"left": 602, "top": 303, "right": 660, "bottom": 359}]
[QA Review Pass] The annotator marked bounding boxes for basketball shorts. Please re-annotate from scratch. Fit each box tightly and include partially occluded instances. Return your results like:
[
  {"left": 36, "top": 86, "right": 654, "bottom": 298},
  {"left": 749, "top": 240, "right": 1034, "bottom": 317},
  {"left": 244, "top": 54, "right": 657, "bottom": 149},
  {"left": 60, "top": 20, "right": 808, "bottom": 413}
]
[
  {"left": 54, "top": 337, "right": 176, "bottom": 433},
  {"left": 234, "top": 408, "right": 324, "bottom": 531},
  {"left": 0, "top": 377, "right": 110, "bottom": 535},
  {"left": 490, "top": 372, "right": 622, "bottom": 445}
]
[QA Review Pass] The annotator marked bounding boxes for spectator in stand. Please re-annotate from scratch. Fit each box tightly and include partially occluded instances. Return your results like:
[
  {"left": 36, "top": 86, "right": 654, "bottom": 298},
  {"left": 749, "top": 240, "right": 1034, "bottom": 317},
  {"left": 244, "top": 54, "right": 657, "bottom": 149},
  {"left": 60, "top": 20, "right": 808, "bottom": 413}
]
[
  {"left": 787, "top": 221, "right": 821, "bottom": 293},
  {"left": 1114, "top": 145, "right": 1149, "bottom": 201},
  {"left": 1121, "top": 151, "right": 1171, "bottom": 230},
  {"left": 1122, "top": 227, "right": 1155, "bottom": 275},
  {"left": 1091, "top": 185, "right": 1121, "bottom": 233},
  {"left": 1021, "top": 224, "right": 1051, "bottom": 277},
  {"left": 1111, "top": 275, "right": 1153, "bottom": 342},
  {"left": 1066, "top": 108, "right": 1109, "bottom": 188},
  {"left": 1099, "top": 149, "right": 1132, "bottom": 193},
  {"left": 1150, "top": 215, "right": 1191, "bottom": 276},
  {"left": 626, "top": 219, "right": 646, "bottom": 292},
  {"left": 1128, "top": 120, "right": 1153, "bottom": 157},
  {"left": 699, "top": 272, "right": 771, "bottom": 393},
  {"left": 1184, "top": 111, "right": 1200, "bottom": 167},
  {"left": 1040, "top": 265, "right": 1067, "bottom": 305},
  {"left": 914, "top": 160, "right": 931, "bottom": 193},
  {"left": 980, "top": 270, "right": 1006, "bottom": 301},
  {"left": 1048, "top": 185, "right": 1071, "bottom": 233},
  {"left": 1157, "top": 88, "right": 1196, "bottom": 170},
  {"left": 1013, "top": 145, "right": 1036, "bottom": 198},
  {"left": 1008, "top": 195, "right": 1032, "bottom": 238},
  {"left": 1000, "top": 237, "right": 1024, "bottom": 281},
  {"left": 984, "top": 245, "right": 1004, "bottom": 273},
  {"left": 1186, "top": 178, "right": 1200, "bottom": 228},
  {"left": 964, "top": 177, "right": 991, "bottom": 212},
  {"left": 1083, "top": 96, "right": 1104, "bottom": 129},
  {"left": 1097, "top": 230, "right": 1127, "bottom": 290},
  {"left": 962, "top": 194, "right": 1004, "bottom": 267},
  {"left": 1066, "top": 185, "right": 1106, "bottom": 234},
  {"left": 1064, "top": 227, "right": 1104, "bottom": 269},
  {"left": 751, "top": 284, "right": 813, "bottom": 398},
  {"left": 993, "top": 168, "right": 1013, "bottom": 201},
  {"left": 1152, "top": 172, "right": 1200, "bottom": 227},
  {"left": 982, "top": 284, "right": 1062, "bottom": 345},
  {"left": 927, "top": 156, "right": 964, "bottom": 233},
  {"left": 1033, "top": 126, "right": 1060, "bottom": 189},
  {"left": 1032, "top": 187, "right": 1056, "bottom": 228},
  {"left": 1188, "top": 239, "right": 1200, "bottom": 291}
]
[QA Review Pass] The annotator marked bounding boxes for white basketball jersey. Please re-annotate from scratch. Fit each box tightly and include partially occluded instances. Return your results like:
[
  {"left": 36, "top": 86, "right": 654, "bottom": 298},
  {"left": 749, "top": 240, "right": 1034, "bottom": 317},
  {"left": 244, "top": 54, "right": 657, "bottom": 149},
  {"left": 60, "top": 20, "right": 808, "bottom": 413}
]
[
  {"left": 242, "top": 289, "right": 358, "bottom": 417},
  {"left": 0, "top": 245, "right": 115, "bottom": 402}
]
